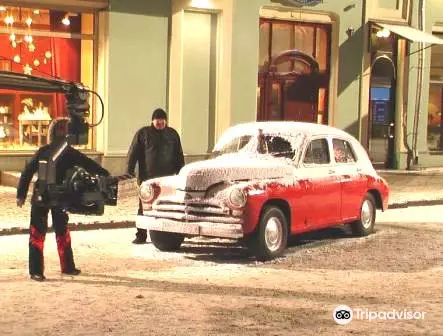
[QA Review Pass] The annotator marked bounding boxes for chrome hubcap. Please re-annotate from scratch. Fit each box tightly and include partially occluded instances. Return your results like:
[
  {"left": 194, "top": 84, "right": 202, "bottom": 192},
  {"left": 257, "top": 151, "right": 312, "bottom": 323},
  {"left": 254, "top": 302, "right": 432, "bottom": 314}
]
[
  {"left": 361, "top": 199, "right": 374, "bottom": 229},
  {"left": 265, "top": 217, "right": 283, "bottom": 252}
]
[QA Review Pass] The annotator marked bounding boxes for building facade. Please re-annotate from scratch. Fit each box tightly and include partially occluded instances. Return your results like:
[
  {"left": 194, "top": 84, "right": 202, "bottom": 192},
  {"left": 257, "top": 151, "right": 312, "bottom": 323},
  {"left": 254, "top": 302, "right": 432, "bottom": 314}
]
[{"left": 0, "top": 0, "right": 443, "bottom": 174}]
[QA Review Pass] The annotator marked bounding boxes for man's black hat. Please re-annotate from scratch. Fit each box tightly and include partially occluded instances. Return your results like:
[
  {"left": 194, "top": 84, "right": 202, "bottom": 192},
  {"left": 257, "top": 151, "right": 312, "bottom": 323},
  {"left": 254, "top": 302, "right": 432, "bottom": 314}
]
[{"left": 152, "top": 108, "right": 167, "bottom": 120}]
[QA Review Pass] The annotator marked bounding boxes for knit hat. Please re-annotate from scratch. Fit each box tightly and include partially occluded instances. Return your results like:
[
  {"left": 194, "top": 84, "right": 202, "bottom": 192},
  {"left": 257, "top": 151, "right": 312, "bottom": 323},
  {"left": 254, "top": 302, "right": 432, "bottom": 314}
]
[{"left": 152, "top": 108, "right": 167, "bottom": 120}]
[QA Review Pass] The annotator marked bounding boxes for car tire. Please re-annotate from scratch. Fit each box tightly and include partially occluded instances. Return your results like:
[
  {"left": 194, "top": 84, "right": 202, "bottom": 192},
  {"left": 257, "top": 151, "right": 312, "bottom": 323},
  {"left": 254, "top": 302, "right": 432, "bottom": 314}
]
[
  {"left": 149, "top": 230, "right": 185, "bottom": 251},
  {"left": 350, "top": 193, "right": 376, "bottom": 236},
  {"left": 247, "top": 205, "right": 288, "bottom": 261}
]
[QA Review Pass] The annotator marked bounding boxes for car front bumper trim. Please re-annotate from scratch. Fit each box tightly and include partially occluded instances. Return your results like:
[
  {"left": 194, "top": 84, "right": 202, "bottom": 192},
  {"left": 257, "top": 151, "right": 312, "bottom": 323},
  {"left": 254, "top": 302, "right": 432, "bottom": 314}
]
[{"left": 136, "top": 216, "right": 244, "bottom": 239}]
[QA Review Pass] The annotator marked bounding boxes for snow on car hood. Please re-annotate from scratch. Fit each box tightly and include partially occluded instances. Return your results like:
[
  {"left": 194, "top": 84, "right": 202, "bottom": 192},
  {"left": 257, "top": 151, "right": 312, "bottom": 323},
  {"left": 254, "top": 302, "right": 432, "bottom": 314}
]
[{"left": 177, "top": 154, "right": 294, "bottom": 191}]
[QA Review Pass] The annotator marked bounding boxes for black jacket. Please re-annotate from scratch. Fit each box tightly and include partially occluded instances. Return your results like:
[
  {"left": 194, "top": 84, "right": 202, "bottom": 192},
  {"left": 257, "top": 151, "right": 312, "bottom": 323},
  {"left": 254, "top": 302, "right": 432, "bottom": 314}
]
[
  {"left": 17, "top": 142, "right": 110, "bottom": 201},
  {"left": 126, "top": 125, "right": 185, "bottom": 182}
]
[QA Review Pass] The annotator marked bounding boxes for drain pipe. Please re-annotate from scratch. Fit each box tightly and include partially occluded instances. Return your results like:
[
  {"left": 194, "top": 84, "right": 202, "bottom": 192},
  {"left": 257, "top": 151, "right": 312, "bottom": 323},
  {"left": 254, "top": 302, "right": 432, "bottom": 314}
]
[{"left": 412, "top": 0, "right": 426, "bottom": 167}]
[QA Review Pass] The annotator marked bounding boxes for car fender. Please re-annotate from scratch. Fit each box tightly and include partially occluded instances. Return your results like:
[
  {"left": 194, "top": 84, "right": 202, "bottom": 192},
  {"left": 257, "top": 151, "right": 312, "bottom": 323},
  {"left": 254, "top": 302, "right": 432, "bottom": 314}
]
[{"left": 240, "top": 178, "right": 306, "bottom": 235}]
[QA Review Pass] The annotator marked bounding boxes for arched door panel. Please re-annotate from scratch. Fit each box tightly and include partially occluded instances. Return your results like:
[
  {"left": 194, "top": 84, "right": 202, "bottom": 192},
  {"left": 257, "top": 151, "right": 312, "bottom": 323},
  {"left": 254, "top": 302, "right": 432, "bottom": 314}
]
[{"left": 259, "top": 49, "right": 320, "bottom": 122}]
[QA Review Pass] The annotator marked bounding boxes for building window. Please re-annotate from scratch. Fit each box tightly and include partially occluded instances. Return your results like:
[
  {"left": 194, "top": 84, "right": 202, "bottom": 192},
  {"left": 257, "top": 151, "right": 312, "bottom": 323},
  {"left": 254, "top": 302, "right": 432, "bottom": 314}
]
[
  {"left": 257, "top": 18, "right": 331, "bottom": 124},
  {"left": 0, "top": 6, "right": 95, "bottom": 150},
  {"left": 428, "top": 33, "right": 443, "bottom": 152}
]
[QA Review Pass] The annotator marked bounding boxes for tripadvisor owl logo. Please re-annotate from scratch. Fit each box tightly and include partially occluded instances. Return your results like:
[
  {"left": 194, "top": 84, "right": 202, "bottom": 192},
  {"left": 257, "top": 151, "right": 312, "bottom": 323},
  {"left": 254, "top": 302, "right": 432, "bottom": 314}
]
[{"left": 333, "top": 305, "right": 353, "bottom": 325}]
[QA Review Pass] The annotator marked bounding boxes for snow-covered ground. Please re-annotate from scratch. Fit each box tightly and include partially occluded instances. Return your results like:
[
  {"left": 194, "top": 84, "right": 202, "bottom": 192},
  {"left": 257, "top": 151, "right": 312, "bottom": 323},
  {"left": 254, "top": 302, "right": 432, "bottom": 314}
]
[{"left": 0, "top": 205, "right": 441, "bottom": 336}]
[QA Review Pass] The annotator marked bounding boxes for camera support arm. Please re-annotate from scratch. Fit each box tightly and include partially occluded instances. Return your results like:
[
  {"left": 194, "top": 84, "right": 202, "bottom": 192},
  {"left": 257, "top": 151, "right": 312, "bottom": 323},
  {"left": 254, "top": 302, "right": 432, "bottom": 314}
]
[
  {"left": 2, "top": 70, "right": 138, "bottom": 214},
  {"left": 0, "top": 70, "right": 91, "bottom": 145}
]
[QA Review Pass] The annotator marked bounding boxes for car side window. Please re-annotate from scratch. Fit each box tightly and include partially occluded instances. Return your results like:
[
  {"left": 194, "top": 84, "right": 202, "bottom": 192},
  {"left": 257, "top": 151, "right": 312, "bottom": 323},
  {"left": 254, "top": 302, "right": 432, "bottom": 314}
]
[
  {"left": 303, "top": 138, "right": 330, "bottom": 165},
  {"left": 332, "top": 138, "right": 357, "bottom": 163}
]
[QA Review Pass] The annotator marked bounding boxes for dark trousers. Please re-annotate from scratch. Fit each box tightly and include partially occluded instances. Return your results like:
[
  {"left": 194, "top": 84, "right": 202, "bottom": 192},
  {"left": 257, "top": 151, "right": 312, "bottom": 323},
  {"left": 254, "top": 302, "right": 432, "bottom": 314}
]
[
  {"left": 29, "top": 204, "right": 76, "bottom": 275},
  {"left": 135, "top": 198, "right": 147, "bottom": 240}
]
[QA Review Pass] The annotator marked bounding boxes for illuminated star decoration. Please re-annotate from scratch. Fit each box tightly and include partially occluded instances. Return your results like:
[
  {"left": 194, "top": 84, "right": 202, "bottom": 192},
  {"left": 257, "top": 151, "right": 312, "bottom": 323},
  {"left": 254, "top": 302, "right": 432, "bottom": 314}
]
[{"left": 23, "top": 64, "right": 33, "bottom": 75}]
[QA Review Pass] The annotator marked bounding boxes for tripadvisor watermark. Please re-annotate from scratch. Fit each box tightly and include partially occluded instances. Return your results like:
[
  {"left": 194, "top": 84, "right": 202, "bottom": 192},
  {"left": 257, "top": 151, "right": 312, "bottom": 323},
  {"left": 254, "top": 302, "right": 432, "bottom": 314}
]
[{"left": 333, "top": 305, "right": 426, "bottom": 325}]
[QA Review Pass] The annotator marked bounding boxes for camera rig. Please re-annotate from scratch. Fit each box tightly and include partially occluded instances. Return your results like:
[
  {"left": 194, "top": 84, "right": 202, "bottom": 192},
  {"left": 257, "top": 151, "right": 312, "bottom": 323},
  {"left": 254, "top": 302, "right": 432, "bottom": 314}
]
[{"left": 0, "top": 71, "right": 134, "bottom": 215}]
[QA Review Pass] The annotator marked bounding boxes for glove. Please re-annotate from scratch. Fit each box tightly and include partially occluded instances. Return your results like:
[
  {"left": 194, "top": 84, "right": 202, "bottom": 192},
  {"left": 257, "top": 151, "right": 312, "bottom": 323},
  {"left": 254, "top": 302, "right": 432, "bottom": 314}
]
[{"left": 16, "top": 198, "right": 25, "bottom": 208}]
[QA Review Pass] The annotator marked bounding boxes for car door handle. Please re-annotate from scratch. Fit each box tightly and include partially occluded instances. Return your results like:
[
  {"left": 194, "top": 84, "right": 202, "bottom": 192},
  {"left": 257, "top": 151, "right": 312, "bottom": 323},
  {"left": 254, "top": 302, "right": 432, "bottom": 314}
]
[
  {"left": 356, "top": 168, "right": 362, "bottom": 173},
  {"left": 328, "top": 169, "right": 335, "bottom": 174}
]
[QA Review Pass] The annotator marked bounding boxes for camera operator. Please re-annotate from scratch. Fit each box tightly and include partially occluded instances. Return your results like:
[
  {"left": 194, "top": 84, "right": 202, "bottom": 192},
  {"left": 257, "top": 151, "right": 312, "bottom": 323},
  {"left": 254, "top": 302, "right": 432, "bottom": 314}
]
[{"left": 16, "top": 118, "right": 110, "bottom": 282}]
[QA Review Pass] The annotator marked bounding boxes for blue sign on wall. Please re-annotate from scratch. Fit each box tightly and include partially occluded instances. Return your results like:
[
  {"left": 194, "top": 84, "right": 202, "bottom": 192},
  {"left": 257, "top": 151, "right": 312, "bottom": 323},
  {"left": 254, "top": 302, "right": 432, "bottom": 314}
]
[{"left": 372, "top": 101, "right": 388, "bottom": 125}]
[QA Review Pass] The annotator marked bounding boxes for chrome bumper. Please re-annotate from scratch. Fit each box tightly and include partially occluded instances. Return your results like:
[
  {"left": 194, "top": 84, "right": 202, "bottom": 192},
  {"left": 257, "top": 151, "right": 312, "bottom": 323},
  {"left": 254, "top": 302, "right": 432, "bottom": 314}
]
[{"left": 136, "top": 215, "right": 244, "bottom": 239}]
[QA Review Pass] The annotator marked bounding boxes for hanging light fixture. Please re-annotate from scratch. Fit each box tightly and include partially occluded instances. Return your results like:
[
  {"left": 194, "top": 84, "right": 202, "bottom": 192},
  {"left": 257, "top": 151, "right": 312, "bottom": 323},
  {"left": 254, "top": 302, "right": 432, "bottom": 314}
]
[
  {"left": 25, "top": 16, "right": 33, "bottom": 26},
  {"left": 4, "top": 15, "right": 14, "bottom": 25},
  {"left": 13, "top": 55, "right": 21, "bottom": 63},
  {"left": 28, "top": 43, "right": 36, "bottom": 52},
  {"left": 376, "top": 28, "right": 391, "bottom": 38},
  {"left": 62, "top": 14, "right": 70, "bottom": 26},
  {"left": 9, "top": 33, "right": 15, "bottom": 41},
  {"left": 24, "top": 35, "right": 33, "bottom": 43},
  {"left": 45, "top": 51, "right": 52, "bottom": 59}
]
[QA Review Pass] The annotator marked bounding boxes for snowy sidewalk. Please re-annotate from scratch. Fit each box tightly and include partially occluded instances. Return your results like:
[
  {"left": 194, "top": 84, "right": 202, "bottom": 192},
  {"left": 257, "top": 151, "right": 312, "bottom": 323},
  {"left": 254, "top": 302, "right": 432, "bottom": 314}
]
[{"left": 0, "top": 185, "right": 139, "bottom": 235}]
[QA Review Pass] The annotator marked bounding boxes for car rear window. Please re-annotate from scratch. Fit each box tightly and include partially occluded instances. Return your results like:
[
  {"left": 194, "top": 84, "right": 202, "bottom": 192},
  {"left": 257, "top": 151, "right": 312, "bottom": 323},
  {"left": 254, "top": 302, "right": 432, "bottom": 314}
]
[{"left": 332, "top": 138, "right": 357, "bottom": 163}]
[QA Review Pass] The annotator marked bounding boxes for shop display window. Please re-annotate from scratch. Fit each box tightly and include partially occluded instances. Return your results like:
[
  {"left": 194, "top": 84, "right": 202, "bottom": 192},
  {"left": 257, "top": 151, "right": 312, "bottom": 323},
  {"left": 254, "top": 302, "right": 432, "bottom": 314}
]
[
  {"left": 0, "top": 5, "right": 95, "bottom": 150},
  {"left": 428, "top": 33, "right": 443, "bottom": 152}
]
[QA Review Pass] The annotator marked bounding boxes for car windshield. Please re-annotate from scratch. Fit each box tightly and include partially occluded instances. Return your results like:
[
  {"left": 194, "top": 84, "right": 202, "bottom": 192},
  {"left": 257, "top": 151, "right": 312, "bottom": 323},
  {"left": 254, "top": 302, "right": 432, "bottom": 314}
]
[{"left": 212, "top": 129, "right": 306, "bottom": 161}]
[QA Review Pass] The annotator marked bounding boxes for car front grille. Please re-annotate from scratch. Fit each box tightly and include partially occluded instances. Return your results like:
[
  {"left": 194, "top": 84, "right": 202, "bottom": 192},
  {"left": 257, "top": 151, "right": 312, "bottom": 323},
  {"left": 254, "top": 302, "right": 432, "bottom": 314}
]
[{"left": 144, "top": 198, "right": 243, "bottom": 224}]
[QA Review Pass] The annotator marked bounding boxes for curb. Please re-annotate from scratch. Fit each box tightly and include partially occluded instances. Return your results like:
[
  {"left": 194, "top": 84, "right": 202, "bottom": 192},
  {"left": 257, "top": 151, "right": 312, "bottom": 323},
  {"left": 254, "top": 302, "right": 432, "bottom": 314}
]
[
  {"left": 2, "top": 198, "right": 443, "bottom": 237},
  {"left": 0, "top": 220, "right": 135, "bottom": 237},
  {"left": 388, "top": 198, "right": 443, "bottom": 209}
]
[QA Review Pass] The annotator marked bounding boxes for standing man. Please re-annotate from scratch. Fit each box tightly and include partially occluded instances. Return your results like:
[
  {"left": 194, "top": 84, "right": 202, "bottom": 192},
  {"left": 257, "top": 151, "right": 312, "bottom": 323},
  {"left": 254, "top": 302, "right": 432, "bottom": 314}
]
[
  {"left": 16, "top": 118, "right": 110, "bottom": 282},
  {"left": 127, "top": 108, "right": 185, "bottom": 244}
]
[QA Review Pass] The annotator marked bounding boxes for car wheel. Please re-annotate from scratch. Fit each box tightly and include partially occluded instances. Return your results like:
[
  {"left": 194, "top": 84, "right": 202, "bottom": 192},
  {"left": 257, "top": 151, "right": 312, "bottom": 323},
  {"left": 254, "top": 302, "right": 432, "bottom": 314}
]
[
  {"left": 350, "top": 193, "right": 376, "bottom": 236},
  {"left": 149, "top": 230, "right": 185, "bottom": 251},
  {"left": 248, "top": 206, "right": 288, "bottom": 261}
]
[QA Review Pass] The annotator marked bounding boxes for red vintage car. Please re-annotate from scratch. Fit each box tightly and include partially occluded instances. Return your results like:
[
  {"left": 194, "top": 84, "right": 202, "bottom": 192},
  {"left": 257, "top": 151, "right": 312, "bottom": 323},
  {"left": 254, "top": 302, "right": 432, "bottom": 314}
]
[{"left": 136, "top": 121, "right": 389, "bottom": 260}]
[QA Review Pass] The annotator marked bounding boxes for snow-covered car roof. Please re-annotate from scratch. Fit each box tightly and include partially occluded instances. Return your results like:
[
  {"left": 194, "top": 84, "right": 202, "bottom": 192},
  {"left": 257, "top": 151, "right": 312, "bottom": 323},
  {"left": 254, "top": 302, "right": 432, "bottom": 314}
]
[{"left": 213, "top": 121, "right": 356, "bottom": 152}]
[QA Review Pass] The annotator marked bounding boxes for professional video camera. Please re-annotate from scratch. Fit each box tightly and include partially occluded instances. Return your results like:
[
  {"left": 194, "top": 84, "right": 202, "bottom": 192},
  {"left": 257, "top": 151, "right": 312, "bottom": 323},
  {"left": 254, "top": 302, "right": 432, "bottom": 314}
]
[
  {"left": 0, "top": 70, "right": 137, "bottom": 214},
  {"left": 33, "top": 165, "right": 119, "bottom": 215}
]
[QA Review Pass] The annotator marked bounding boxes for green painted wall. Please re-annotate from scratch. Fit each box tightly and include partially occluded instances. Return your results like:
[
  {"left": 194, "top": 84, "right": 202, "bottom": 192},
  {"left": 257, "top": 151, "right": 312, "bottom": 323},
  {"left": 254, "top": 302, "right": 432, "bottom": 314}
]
[
  {"left": 106, "top": 0, "right": 170, "bottom": 153},
  {"left": 181, "top": 11, "right": 215, "bottom": 155},
  {"left": 379, "top": 0, "right": 399, "bottom": 10},
  {"left": 230, "top": 0, "right": 365, "bottom": 138},
  {"left": 230, "top": 0, "right": 263, "bottom": 126}
]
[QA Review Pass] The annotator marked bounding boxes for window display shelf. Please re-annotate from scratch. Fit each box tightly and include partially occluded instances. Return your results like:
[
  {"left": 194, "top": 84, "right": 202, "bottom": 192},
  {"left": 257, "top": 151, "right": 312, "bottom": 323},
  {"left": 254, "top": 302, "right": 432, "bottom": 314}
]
[{"left": 0, "top": 89, "right": 56, "bottom": 146}]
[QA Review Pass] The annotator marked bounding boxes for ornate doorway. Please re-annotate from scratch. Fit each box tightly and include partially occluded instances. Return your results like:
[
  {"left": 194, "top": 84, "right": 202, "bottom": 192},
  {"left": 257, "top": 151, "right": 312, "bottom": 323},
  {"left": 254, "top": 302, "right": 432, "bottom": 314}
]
[{"left": 257, "top": 19, "right": 331, "bottom": 123}]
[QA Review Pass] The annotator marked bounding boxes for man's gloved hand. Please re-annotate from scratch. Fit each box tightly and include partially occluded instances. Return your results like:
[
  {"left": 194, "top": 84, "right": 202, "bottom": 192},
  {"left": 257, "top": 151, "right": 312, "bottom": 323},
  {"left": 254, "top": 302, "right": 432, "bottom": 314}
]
[{"left": 16, "top": 198, "right": 25, "bottom": 208}]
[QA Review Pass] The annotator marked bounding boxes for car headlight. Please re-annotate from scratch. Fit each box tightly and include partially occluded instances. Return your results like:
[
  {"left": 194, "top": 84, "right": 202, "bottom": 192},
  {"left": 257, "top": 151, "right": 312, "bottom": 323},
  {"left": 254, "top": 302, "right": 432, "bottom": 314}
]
[
  {"left": 139, "top": 183, "right": 155, "bottom": 203},
  {"left": 228, "top": 188, "right": 247, "bottom": 209}
]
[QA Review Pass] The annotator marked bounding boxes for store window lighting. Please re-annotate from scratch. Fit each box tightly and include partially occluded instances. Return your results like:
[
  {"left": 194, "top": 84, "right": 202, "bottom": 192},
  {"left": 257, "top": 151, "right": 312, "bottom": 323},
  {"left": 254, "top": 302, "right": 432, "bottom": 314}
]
[{"left": 0, "top": 6, "right": 6, "bottom": 11}]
